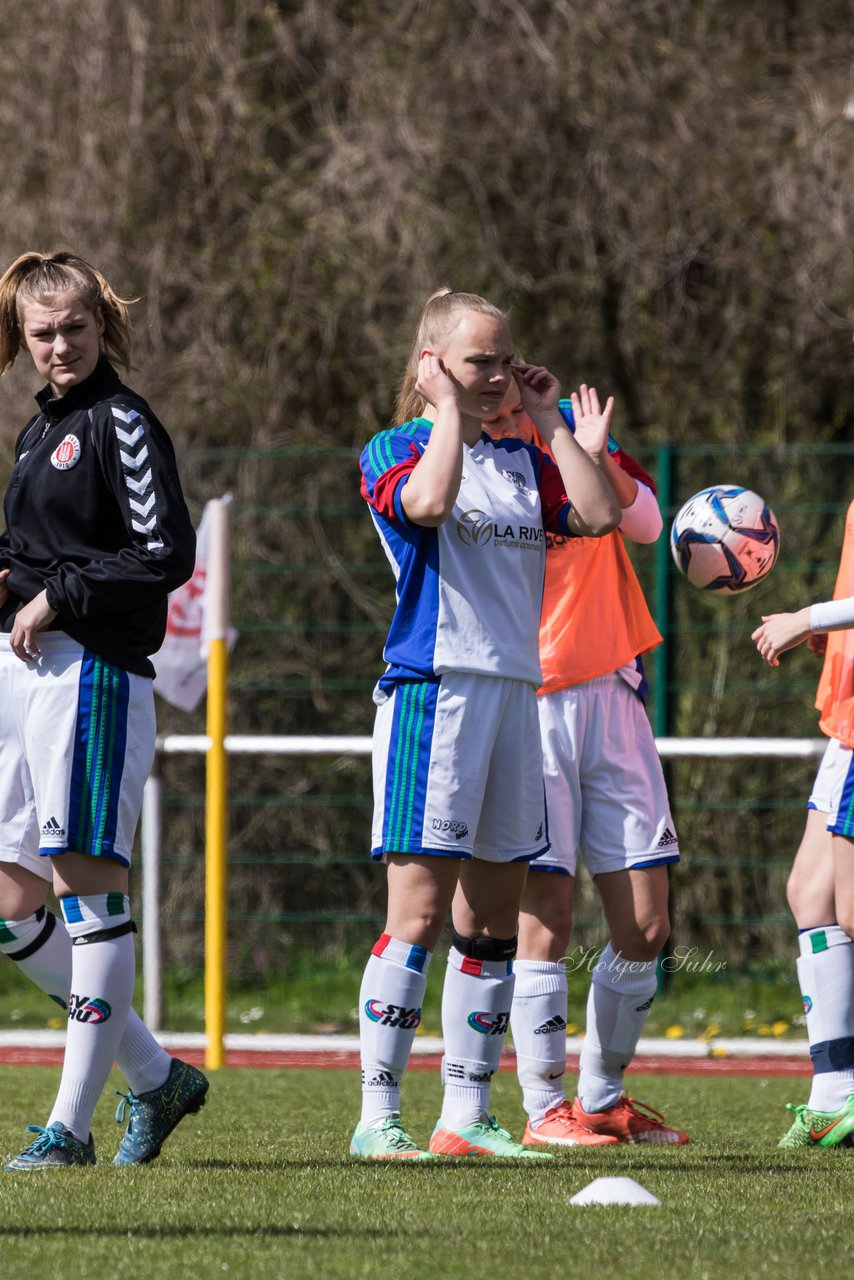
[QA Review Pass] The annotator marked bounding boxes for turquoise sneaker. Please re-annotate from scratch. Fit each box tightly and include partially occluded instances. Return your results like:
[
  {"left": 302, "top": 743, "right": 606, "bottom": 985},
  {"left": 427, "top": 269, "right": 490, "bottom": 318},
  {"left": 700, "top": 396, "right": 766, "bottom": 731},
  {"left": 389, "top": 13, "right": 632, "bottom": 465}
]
[
  {"left": 349, "top": 1112, "right": 435, "bottom": 1159},
  {"left": 114, "top": 1057, "right": 209, "bottom": 1165},
  {"left": 778, "top": 1096, "right": 854, "bottom": 1149},
  {"left": 429, "top": 1114, "right": 554, "bottom": 1158},
  {"left": 5, "top": 1123, "right": 96, "bottom": 1171}
]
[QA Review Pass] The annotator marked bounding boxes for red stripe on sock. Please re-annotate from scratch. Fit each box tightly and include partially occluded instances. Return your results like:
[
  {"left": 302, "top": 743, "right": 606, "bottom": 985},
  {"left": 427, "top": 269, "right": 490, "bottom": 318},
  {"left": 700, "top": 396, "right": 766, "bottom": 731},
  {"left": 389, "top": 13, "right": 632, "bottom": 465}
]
[
  {"left": 461, "top": 955, "right": 483, "bottom": 976},
  {"left": 371, "top": 933, "right": 392, "bottom": 958}
]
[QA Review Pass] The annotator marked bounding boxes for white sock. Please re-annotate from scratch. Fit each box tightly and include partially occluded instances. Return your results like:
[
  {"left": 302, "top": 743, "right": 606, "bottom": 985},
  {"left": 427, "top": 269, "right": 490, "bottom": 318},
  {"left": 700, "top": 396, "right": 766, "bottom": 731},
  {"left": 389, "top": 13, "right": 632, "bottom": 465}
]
[
  {"left": 510, "top": 959, "right": 568, "bottom": 1124},
  {"left": 578, "top": 941, "right": 658, "bottom": 1114},
  {"left": 358, "top": 934, "right": 430, "bottom": 1128},
  {"left": 798, "top": 926, "right": 854, "bottom": 1111},
  {"left": 0, "top": 907, "right": 171, "bottom": 1097},
  {"left": 48, "top": 895, "right": 136, "bottom": 1141},
  {"left": 116, "top": 1016, "right": 172, "bottom": 1096},
  {"left": 440, "top": 945, "right": 514, "bottom": 1130},
  {"left": 0, "top": 908, "right": 73, "bottom": 1011}
]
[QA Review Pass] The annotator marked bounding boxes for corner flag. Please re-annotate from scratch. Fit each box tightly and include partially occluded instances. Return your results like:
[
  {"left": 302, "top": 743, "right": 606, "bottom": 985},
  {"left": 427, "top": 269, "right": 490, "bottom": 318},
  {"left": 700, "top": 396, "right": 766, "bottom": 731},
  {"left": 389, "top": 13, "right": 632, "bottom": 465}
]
[{"left": 153, "top": 495, "right": 238, "bottom": 711}]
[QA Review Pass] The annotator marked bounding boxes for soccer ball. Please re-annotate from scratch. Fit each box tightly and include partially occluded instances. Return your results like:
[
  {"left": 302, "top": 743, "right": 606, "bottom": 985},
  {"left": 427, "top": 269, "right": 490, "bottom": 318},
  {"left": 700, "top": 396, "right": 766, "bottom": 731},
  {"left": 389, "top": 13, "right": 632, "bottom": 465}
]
[{"left": 670, "top": 485, "right": 780, "bottom": 593}]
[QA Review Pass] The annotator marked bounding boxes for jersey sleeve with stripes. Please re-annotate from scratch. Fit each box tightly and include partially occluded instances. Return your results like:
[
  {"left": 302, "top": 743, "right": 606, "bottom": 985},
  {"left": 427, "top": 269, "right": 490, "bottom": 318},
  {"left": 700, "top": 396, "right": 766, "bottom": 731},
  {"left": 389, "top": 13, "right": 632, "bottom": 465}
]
[{"left": 44, "top": 403, "right": 196, "bottom": 621}]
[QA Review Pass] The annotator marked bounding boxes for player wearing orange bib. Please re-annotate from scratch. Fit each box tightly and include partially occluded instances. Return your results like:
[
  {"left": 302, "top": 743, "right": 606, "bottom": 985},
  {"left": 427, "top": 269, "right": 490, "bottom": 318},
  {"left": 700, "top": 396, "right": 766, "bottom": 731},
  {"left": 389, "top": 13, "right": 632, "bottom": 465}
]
[
  {"left": 753, "top": 497, "right": 854, "bottom": 1148},
  {"left": 483, "top": 388, "right": 689, "bottom": 1146}
]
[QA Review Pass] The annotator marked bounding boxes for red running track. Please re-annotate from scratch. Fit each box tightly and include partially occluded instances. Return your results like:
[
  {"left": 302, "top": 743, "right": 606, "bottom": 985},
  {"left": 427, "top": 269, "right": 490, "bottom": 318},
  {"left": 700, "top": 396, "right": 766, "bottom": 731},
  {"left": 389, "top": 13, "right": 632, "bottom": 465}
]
[{"left": 0, "top": 1047, "right": 811, "bottom": 1076}]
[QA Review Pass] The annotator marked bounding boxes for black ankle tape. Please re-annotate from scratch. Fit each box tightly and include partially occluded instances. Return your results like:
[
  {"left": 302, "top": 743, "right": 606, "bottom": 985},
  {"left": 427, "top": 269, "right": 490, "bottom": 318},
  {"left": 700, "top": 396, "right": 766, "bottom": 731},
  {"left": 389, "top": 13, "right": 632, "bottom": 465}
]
[
  {"left": 6, "top": 908, "right": 56, "bottom": 962},
  {"left": 451, "top": 929, "right": 517, "bottom": 961},
  {"left": 71, "top": 920, "right": 137, "bottom": 946}
]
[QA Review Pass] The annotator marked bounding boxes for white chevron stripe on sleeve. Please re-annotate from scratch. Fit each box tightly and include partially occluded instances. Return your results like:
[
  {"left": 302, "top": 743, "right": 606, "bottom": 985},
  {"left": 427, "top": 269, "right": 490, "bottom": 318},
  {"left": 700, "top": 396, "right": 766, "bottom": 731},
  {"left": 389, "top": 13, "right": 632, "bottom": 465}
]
[
  {"left": 113, "top": 407, "right": 165, "bottom": 553},
  {"left": 125, "top": 468, "right": 153, "bottom": 495},
  {"left": 115, "top": 425, "right": 145, "bottom": 447},
  {"left": 120, "top": 443, "right": 149, "bottom": 470},
  {"left": 130, "top": 493, "right": 156, "bottom": 518}
]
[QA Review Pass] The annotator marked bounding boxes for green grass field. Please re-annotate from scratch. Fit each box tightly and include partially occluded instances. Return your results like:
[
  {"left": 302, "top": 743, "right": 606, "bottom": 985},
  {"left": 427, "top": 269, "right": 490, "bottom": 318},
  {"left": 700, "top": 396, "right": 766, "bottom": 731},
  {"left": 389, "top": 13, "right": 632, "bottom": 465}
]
[{"left": 0, "top": 1066, "right": 850, "bottom": 1280}]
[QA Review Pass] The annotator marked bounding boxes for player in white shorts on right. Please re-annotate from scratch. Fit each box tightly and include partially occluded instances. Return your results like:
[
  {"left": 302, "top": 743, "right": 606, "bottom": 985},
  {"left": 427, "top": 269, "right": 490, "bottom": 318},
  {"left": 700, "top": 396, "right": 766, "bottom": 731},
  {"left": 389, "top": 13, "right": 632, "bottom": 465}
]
[
  {"left": 753, "top": 493, "right": 854, "bottom": 1149},
  {"left": 486, "top": 388, "right": 689, "bottom": 1146}
]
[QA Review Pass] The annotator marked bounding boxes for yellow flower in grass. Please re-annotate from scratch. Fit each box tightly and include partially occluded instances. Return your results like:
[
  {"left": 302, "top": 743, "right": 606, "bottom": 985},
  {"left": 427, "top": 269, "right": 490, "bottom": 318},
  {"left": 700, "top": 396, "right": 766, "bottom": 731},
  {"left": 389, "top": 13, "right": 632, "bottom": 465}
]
[
  {"left": 710, "top": 1046, "right": 728, "bottom": 1058},
  {"left": 758, "top": 1024, "right": 771, "bottom": 1036},
  {"left": 565, "top": 1023, "right": 579, "bottom": 1036},
  {"left": 47, "top": 1016, "right": 64, "bottom": 1029},
  {"left": 665, "top": 1025, "right": 685, "bottom": 1039},
  {"left": 698, "top": 1024, "right": 721, "bottom": 1043},
  {"left": 771, "top": 1020, "right": 790, "bottom": 1037}
]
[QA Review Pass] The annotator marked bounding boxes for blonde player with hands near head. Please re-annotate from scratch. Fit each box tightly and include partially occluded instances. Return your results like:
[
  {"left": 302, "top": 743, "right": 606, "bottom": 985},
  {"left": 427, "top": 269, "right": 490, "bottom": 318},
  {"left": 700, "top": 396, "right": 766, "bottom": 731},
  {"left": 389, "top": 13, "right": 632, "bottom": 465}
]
[
  {"left": 353, "top": 288, "right": 619, "bottom": 1160},
  {"left": 753, "top": 507, "right": 854, "bottom": 1147}
]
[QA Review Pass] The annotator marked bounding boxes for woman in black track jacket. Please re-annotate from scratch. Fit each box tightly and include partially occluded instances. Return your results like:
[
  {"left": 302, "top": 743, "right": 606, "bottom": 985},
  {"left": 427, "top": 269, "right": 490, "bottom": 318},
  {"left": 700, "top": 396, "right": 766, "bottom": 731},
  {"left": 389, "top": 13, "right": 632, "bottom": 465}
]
[{"left": 0, "top": 251, "right": 208, "bottom": 1172}]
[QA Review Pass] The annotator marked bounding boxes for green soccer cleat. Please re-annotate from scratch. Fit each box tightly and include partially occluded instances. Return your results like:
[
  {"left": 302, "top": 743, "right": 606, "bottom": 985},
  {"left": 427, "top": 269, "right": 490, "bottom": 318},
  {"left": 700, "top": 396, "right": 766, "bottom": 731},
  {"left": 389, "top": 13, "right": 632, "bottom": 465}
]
[
  {"left": 429, "top": 1114, "right": 554, "bottom": 1158},
  {"left": 114, "top": 1057, "right": 209, "bottom": 1165},
  {"left": 777, "top": 1095, "right": 854, "bottom": 1149},
  {"left": 349, "top": 1112, "right": 435, "bottom": 1159},
  {"left": 5, "top": 1122, "right": 96, "bottom": 1171}
]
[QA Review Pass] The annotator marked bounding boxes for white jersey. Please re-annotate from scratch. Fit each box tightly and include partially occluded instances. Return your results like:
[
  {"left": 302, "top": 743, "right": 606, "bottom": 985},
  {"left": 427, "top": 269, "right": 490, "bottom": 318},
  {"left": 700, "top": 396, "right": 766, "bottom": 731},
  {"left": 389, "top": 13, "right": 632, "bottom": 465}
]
[{"left": 360, "top": 419, "right": 576, "bottom": 689}]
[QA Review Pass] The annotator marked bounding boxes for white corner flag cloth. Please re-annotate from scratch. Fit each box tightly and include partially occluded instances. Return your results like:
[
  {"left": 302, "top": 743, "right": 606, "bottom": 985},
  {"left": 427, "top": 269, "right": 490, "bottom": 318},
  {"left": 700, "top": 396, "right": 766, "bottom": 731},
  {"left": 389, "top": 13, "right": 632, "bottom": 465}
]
[{"left": 153, "top": 495, "right": 238, "bottom": 711}]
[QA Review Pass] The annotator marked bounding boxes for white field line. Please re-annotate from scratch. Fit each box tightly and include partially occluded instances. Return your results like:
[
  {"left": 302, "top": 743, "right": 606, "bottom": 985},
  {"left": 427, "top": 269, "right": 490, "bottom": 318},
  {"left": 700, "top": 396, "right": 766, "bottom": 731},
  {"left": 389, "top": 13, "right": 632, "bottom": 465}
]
[{"left": 0, "top": 1029, "right": 809, "bottom": 1058}]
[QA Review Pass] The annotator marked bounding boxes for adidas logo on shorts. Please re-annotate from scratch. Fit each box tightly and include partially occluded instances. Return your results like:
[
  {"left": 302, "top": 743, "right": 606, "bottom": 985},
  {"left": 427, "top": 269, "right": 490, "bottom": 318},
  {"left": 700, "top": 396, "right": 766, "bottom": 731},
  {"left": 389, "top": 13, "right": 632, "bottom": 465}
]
[
  {"left": 40, "top": 816, "right": 66, "bottom": 839},
  {"left": 655, "top": 826, "right": 678, "bottom": 849}
]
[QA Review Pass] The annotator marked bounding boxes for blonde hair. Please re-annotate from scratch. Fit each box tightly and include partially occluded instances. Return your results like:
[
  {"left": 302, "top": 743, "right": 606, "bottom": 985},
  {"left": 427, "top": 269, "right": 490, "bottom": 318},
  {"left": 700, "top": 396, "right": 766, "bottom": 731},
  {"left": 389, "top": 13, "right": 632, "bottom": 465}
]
[
  {"left": 0, "top": 250, "right": 135, "bottom": 376},
  {"left": 394, "top": 287, "right": 508, "bottom": 424}
]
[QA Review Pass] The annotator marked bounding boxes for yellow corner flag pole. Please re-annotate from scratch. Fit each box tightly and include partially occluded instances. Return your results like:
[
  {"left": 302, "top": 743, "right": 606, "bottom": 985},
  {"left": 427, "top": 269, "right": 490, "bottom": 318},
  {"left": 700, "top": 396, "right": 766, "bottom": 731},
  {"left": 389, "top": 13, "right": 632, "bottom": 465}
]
[{"left": 204, "top": 498, "right": 230, "bottom": 1069}]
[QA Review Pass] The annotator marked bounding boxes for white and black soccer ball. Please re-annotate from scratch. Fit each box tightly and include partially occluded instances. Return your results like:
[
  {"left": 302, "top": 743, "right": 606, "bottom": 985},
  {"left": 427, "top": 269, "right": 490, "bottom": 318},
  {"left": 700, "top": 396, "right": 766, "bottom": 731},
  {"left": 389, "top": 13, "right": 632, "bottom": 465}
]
[{"left": 670, "top": 485, "right": 780, "bottom": 593}]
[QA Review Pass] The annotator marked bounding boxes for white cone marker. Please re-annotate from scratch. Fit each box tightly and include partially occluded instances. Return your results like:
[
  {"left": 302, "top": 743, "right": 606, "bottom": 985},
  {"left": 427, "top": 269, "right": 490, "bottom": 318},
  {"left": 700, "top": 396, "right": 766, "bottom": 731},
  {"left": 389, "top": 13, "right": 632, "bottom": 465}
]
[{"left": 569, "top": 1176, "right": 661, "bottom": 1206}]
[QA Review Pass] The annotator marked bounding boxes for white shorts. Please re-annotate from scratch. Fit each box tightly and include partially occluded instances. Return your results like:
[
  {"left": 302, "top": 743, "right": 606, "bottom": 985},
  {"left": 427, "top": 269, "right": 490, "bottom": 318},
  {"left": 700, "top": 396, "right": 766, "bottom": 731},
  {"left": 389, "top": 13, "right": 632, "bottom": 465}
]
[
  {"left": 371, "top": 671, "right": 548, "bottom": 863},
  {"left": 0, "top": 633, "right": 156, "bottom": 877},
  {"left": 530, "top": 674, "right": 679, "bottom": 877},
  {"left": 808, "top": 737, "right": 854, "bottom": 838}
]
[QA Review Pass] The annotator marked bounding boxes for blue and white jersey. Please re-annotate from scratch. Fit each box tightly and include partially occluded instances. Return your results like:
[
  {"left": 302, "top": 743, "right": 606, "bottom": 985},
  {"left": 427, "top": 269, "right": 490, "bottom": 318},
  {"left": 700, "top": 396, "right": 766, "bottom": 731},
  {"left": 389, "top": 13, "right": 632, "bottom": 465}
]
[{"left": 360, "top": 418, "right": 576, "bottom": 688}]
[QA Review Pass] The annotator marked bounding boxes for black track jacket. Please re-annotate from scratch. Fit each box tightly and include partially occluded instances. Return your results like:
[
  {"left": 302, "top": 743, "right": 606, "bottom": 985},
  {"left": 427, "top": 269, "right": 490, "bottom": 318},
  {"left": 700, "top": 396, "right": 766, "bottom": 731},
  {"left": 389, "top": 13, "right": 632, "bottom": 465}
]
[{"left": 0, "top": 357, "right": 196, "bottom": 677}]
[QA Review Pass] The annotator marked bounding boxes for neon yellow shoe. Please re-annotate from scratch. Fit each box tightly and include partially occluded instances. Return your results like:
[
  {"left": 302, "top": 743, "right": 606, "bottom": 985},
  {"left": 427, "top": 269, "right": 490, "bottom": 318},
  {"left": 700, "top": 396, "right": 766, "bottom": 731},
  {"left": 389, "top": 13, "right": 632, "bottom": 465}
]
[
  {"left": 778, "top": 1096, "right": 854, "bottom": 1149},
  {"left": 429, "top": 1114, "right": 553, "bottom": 1158},
  {"left": 349, "top": 1112, "right": 435, "bottom": 1160}
]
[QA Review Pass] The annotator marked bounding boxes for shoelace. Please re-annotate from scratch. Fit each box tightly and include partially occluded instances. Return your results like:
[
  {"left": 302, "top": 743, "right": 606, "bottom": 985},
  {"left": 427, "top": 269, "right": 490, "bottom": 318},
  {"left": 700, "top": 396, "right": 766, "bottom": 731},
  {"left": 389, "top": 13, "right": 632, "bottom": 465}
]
[
  {"left": 21, "top": 1125, "right": 67, "bottom": 1154},
  {"left": 484, "top": 1116, "right": 515, "bottom": 1142},
  {"left": 378, "top": 1116, "right": 418, "bottom": 1150},
  {"left": 787, "top": 1102, "right": 830, "bottom": 1125},
  {"left": 114, "top": 1090, "right": 140, "bottom": 1127},
  {"left": 546, "top": 1104, "right": 582, "bottom": 1129},
  {"left": 623, "top": 1096, "right": 668, "bottom": 1127}
]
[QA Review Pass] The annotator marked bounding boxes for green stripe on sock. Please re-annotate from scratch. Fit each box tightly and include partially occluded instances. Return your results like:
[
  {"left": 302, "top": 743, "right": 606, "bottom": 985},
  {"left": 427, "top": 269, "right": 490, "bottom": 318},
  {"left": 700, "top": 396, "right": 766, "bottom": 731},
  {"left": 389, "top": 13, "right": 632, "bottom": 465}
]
[
  {"left": 0, "top": 922, "right": 17, "bottom": 944},
  {"left": 810, "top": 930, "right": 828, "bottom": 954}
]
